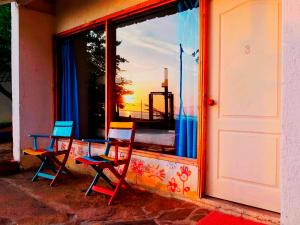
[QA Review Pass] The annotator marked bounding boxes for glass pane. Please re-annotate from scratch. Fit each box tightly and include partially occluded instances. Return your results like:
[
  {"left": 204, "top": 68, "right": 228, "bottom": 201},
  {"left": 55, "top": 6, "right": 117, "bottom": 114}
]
[
  {"left": 115, "top": 7, "right": 199, "bottom": 155},
  {"left": 72, "top": 29, "right": 106, "bottom": 138}
]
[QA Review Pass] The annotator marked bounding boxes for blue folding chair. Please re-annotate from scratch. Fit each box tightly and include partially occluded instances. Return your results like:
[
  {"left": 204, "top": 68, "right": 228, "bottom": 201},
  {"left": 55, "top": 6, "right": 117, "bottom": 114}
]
[
  {"left": 76, "top": 122, "right": 135, "bottom": 205},
  {"left": 23, "top": 121, "right": 74, "bottom": 186}
]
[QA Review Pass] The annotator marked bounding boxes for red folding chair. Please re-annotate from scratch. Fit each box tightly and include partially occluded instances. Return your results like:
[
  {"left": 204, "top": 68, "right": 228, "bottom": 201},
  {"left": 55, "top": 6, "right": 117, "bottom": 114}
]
[
  {"left": 76, "top": 122, "right": 135, "bottom": 205},
  {"left": 22, "top": 121, "right": 74, "bottom": 186}
]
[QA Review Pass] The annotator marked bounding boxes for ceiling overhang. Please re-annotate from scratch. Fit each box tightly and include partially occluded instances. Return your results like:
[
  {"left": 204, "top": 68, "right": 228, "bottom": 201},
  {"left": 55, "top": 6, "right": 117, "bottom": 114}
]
[{"left": 0, "top": 0, "right": 55, "bottom": 14}]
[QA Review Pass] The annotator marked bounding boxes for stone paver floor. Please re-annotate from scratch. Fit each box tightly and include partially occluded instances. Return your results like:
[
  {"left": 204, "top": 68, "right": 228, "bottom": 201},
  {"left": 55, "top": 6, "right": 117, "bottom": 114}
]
[{"left": 0, "top": 171, "right": 209, "bottom": 225}]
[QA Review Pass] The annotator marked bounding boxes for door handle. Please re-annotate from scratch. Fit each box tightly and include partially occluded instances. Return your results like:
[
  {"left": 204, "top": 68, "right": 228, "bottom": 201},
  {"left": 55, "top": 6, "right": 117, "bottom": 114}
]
[{"left": 207, "top": 99, "right": 215, "bottom": 106}]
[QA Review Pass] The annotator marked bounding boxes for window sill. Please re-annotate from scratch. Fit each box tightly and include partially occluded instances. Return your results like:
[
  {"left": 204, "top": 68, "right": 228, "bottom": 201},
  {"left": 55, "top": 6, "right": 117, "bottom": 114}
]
[{"left": 69, "top": 139, "right": 198, "bottom": 166}]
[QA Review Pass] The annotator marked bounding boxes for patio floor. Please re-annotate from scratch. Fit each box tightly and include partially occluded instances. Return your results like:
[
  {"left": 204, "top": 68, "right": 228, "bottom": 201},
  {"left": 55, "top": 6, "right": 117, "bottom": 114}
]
[
  {"left": 0, "top": 142, "right": 13, "bottom": 162},
  {"left": 0, "top": 171, "right": 209, "bottom": 225}
]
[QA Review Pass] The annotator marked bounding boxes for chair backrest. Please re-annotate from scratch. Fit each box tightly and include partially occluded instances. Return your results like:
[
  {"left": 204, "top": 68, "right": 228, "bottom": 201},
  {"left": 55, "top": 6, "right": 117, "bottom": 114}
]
[
  {"left": 52, "top": 121, "right": 74, "bottom": 137},
  {"left": 108, "top": 122, "right": 134, "bottom": 141},
  {"left": 104, "top": 122, "right": 135, "bottom": 156},
  {"left": 48, "top": 121, "right": 74, "bottom": 151}
]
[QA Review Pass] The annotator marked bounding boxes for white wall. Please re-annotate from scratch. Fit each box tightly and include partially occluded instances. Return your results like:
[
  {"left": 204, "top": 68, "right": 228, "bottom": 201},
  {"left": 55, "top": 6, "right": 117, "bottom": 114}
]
[
  {"left": 19, "top": 7, "right": 55, "bottom": 149},
  {"left": 11, "top": 5, "right": 55, "bottom": 160},
  {"left": 281, "top": 0, "right": 300, "bottom": 224}
]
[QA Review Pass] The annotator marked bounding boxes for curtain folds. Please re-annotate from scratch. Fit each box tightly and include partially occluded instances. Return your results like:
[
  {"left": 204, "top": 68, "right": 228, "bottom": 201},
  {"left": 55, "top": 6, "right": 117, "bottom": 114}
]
[
  {"left": 60, "top": 40, "right": 80, "bottom": 138},
  {"left": 175, "top": 0, "right": 199, "bottom": 158}
]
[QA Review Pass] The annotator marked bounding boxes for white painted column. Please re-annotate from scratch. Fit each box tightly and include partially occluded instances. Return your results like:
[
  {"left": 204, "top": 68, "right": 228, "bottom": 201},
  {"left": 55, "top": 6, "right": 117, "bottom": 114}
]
[
  {"left": 281, "top": 0, "right": 300, "bottom": 224},
  {"left": 11, "top": 2, "right": 20, "bottom": 162}
]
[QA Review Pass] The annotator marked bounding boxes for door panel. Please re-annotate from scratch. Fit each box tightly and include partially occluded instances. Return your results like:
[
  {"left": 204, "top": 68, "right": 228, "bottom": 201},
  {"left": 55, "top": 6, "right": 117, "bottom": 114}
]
[
  {"left": 219, "top": 131, "right": 279, "bottom": 186},
  {"left": 206, "top": 0, "right": 281, "bottom": 212}
]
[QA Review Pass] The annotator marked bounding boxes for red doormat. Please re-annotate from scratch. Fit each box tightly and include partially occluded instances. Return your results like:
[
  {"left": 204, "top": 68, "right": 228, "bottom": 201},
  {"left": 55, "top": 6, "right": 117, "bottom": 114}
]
[{"left": 198, "top": 211, "right": 266, "bottom": 225}]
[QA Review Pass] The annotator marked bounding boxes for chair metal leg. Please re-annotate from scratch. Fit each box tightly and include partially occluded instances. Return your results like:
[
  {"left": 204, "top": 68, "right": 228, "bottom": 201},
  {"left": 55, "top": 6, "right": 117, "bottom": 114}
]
[
  {"left": 108, "top": 175, "right": 124, "bottom": 206},
  {"left": 86, "top": 173, "right": 100, "bottom": 196},
  {"left": 52, "top": 156, "right": 75, "bottom": 178},
  {"left": 36, "top": 156, "right": 57, "bottom": 174},
  {"left": 107, "top": 166, "right": 133, "bottom": 205},
  {"left": 50, "top": 154, "right": 69, "bottom": 187},
  {"left": 109, "top": 166, "right": 133, "bottom": 191},
  {"left": 32, "top": 159, "right": 46, "bottom": 182},
  {"left": 92, "top": 166, "right": 115, "bottom": 189},
  {"left": 99, "top": 172, "right": 115, "bottom": 189},
  {"left": 46, "top": 160, "right": 58, "bottom": 174}
]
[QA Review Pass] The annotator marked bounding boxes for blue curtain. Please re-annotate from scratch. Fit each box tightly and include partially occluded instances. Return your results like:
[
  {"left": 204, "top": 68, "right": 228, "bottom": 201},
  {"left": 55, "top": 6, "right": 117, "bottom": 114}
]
[
  {"left": 175, "top": 0, "right": 199, "bottom": 158},
  {"left": 60, "top": 39, "right": 80, "bottom": 138}
]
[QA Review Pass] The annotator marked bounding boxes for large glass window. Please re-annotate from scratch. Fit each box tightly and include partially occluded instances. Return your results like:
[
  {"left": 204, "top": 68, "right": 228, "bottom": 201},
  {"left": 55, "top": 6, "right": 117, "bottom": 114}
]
[
  {"left": 114, "top": 5, "right": 199, "bottom": 157},
  {"left": 57, "top": 2, "right": 199, "bottom": 158}
]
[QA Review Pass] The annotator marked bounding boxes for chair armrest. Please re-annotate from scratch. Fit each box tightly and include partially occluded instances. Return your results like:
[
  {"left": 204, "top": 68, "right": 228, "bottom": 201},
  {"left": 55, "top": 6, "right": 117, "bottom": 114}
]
[
  {"left": 28, "top": 134, "right": 51, "bottom": 138},
  {"left": 28, "top": 134, "right": 51, "bottom": 150},
  {"left": 81, "top": 139, "right": 109, "bottom": 143},
  {"left": 52, "top": 136, "right": 73, "bottom": 139}
]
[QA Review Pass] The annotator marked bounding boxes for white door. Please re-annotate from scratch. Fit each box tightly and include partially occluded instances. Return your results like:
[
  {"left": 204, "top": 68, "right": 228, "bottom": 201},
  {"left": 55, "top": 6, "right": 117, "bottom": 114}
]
[{"left": 206, "top": 0, "right": 281, "bottom": 212}]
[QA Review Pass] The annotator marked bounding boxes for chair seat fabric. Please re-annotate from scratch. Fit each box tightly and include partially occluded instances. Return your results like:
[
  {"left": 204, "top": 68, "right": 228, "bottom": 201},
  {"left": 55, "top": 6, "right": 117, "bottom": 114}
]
[{"left": 23, "top": 149, "right": 52, "bottom": 156}]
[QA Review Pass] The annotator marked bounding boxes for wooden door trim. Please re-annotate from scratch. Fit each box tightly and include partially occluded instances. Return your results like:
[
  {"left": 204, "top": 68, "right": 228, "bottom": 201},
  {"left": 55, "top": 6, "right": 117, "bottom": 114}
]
[
  {"left": 105, "top": 20, "right": 116, "bottom": 137},
  {"left": 198, "top": 0, "right": 209, "bottom": 198}
]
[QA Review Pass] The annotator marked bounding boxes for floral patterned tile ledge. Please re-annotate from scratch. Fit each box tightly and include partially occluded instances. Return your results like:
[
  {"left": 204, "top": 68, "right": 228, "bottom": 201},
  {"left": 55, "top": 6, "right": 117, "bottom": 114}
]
[{"left": 60, "top": 141, "right": 199, "bottom": 200}]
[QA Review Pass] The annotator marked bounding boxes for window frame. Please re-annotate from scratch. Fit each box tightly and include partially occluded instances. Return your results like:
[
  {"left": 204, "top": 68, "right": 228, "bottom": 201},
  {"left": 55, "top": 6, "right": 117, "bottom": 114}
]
[{"left": 54, "top": 0, "right": 209, "bottom": 197}]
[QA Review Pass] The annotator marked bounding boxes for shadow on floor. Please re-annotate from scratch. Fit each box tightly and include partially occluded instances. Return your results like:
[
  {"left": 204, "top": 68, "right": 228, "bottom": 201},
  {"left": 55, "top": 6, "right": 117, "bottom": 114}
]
[
  {"left": 0, "top": 142, "right": 19, "bottom": 175},
  {"left": 0, "top": 142, "right": 13, "bottom": 162}
]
